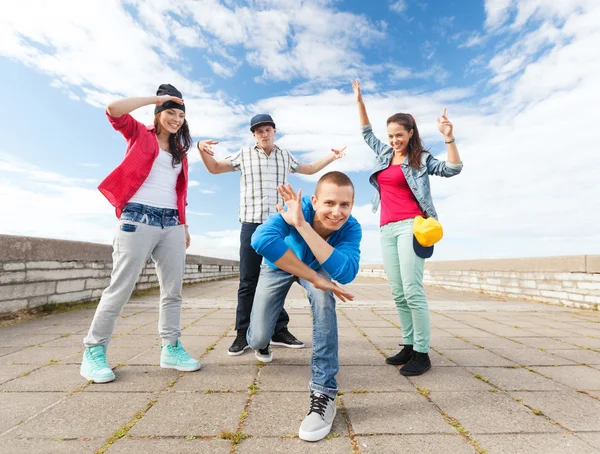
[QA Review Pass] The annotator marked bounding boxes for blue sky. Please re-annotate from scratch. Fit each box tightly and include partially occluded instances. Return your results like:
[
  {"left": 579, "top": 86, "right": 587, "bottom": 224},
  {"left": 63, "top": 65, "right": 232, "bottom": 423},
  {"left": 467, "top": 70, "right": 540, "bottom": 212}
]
[{"left": 1, "top": 0, "right": 599, "bottom": 263}]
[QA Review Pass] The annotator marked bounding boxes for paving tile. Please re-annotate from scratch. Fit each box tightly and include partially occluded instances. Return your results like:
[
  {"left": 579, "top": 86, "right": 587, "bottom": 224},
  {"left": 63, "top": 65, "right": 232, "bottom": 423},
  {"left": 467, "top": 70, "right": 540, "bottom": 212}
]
[
  {"left": 130, "top": 392, "right": 246, "bottom": 437},
  {"left": 0, "top": 392, "right": 65, "bottom": 435},
  {"left": 0, "top": 347, "right": 82, "bottom": 365},
  {"left": 356, "top": 434, "right": 476, "bottom": 453},
  {"left": 342, "top": 392, "right": 450, "bottom": 434},
  {"left": 175, "top": 364, "right": 257, "bottom": 392},
  {"left": 560, "top": 337, "right": 600, "bottom": 349},
  {"left": 236, "top": 436, "right": 351, "bottom": 453},
  {"left": 0, "top": 364, "right": 37, "bottom": 385},
  {"left": 442, "top": 328, "right": 496, "bottom": 338},
  {"left": 533, "top": 366, "right": 600, "bottom": 390},
  {"left": 268, "top": 344, "right": 314, "bottom": 365},
  {"left": 436, "top": 348, "right": 517, "bottom": 367},
  {"left": 0, "top": 438, "right": 102, "bottom": 454},
  {"left": 511, "top": 337, "right": 580, "bottom": 350},
  {"left": 406, "top": 367, "right": 492, "bottom": 391},
  {"left": 429, "top": 391, "right": 562, "bottom": 434},
  {"left": 107, "top": 334, "right": 160, "bottom": 348},
  {"left": 361, "top": 327, "right": 402, "bottom": 338},
  {"left": 106, "top": 438, "right": 231, "bottom": 453},
  {"left": 337, "top": 366, "right": 414, "bottom": 392},
  {"left": 468, "top": 367, "right": 569, "bottom": 391},
  {"left": 510, "top": 391, "right": 600, "bottom": 431},
  {"left": 1, "top": 334, "right": 63, "bottom": 348},
  {"left": 477, "top": 433, "right": 595, "bottom": 454},
  {"left": 575, "top": 432, "right": 600, "bottom": 450},
  {"left": 338, "top": 338, "right": 387, "bottom": 366},
  {"left": 548, "top": 349, "right": 600, "bottom": 365},
  {"left": 3, "top": 364, "right": 85, "bottom": 391},
  {"left": 243, "top": 392, "right": 346, "bottom": 437},
  {"left": 488, "top": 348, "right": 577, "bottom": 366},
  {"left": 256, "top": 365, "right": 311, "bottom": 392},
  {"left": 461, "top": 336, "right": 526, "bottom": 349},
  {"left": 12, "top": 392, "right": 156, "bottom": 438},
  {"left": 84, "top": 365, "right": 181, "bottom": 392}
]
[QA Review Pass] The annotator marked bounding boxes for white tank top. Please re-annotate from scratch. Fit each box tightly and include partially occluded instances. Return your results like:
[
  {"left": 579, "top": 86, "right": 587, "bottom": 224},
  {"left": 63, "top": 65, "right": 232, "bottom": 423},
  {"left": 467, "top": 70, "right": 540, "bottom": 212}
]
[{"left": 129, "top": 148, "right": 182, "bottom": 209}]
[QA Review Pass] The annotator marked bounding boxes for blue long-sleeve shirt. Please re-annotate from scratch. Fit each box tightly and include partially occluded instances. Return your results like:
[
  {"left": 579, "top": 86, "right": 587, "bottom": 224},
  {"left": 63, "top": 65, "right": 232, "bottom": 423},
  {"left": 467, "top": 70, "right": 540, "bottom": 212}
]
[{"left": 251, "top": 196, "right": 362, "bottom": 285}]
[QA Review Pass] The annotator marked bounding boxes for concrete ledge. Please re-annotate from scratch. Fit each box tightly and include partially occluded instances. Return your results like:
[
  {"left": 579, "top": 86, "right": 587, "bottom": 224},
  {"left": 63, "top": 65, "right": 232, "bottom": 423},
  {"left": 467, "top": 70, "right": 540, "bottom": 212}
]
[
  {"left": 359, "top": 255, "right": 600, "bottom": 310},
  {"left": 0, "top": 235, "right": 239, "bottom": 315}
]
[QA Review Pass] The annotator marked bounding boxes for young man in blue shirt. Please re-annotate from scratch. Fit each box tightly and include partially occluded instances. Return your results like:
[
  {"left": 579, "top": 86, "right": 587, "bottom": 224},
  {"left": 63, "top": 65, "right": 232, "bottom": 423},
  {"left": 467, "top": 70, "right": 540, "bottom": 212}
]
[{"left": 248, "top": 171, "right": 362, "bottom": 442}]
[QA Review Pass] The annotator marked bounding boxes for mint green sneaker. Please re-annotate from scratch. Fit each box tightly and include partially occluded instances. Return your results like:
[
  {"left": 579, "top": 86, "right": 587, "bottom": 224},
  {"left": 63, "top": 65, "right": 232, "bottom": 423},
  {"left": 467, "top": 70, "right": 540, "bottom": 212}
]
[
  {"left": 80, "top": 345, "right": 115, "bottom": 383},
  {"left": 160, "top": 340, "right": 201, "bottom": 372}
]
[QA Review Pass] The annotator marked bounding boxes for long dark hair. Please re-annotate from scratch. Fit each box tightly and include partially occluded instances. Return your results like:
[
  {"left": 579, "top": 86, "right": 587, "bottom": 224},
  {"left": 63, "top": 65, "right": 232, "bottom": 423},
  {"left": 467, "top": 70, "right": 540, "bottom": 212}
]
[
  {"left": 154, "top": 114, "right": 192, "bottom": 167},
  {"left": 386, "top": 113, "right": 426, "bottom": 170}
]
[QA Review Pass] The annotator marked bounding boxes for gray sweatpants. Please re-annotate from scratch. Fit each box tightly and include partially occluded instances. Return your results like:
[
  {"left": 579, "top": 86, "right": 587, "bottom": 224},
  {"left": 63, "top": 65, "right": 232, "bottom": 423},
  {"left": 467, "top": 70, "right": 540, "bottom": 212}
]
[{"left": 83, "top": 220, "right": 186, "bottom": 347}]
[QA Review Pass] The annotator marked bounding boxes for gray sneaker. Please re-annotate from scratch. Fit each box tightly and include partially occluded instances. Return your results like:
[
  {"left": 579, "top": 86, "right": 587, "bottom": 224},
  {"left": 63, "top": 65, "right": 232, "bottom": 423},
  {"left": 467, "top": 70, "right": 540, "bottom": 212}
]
[
  {"left": 255, "top": 345, "right": 272, "bottom": 363},
  {"left": 299, "top": 391, "right": 336, "bottom": 442}
]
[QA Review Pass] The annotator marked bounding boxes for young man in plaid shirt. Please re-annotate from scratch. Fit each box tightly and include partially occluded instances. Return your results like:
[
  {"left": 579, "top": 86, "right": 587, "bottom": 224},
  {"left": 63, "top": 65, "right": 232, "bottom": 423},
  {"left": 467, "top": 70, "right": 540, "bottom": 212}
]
[{"left": 197, "top": 114, "right": 345, "bottom": 355}]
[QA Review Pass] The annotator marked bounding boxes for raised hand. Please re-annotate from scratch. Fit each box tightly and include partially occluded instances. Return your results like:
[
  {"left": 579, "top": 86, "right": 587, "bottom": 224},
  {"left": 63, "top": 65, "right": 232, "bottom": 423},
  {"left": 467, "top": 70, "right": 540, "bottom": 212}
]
[
  {"left": 351, "top": 79, "right": 363, "bottom": 104},
  {"left": 197, "top": 139, "right": 219, "bottom": 157},
  {"left": 156, "top": 94, "right": 184, "bottom": 106},
  {"left": 437, "top": 108, "right": 454, "bottom": 139},
  {"left": 276, "top": 184, "right": 305, "bottom": 228},
  {"left": 331, "top": 146, "right": 347, "bottom": 160},
  {"left": 312, "top": 274, "right": 355, "bottom": 302}
]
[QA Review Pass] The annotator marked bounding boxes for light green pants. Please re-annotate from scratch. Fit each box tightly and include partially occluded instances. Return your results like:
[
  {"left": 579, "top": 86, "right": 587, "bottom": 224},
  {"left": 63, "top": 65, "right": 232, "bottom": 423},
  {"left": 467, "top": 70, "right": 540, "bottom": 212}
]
[{"left": 380, "top": 219, "right": 430, "bottom": 353}]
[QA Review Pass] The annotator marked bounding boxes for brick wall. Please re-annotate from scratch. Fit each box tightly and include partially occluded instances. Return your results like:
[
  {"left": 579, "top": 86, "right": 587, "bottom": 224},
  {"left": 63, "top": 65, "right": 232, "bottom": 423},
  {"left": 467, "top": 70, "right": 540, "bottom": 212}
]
[
  {"left": 358, "top": 255, "right": 600, "bottom": 310},
  {"left": 0, "top": 235, "right": 239, "bottom": 314}
]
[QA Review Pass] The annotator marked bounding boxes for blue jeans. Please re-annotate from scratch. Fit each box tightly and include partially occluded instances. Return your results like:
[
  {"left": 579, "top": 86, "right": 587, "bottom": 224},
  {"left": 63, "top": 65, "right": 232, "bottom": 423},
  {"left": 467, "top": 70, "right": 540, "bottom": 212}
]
[
  {"left": 247, "top": 265, "right": 339, "bottom": 398},
  {"left": 236, "top": 222, "right": 289, "bottom": 333}
]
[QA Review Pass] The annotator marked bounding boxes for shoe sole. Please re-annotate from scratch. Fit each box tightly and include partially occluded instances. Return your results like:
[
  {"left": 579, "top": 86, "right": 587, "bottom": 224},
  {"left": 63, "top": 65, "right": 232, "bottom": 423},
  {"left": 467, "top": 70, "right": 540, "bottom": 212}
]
[
  {"left": 255, "top": 352, "right": 273, "bottom": 363},
  {"left": 399, "top": 364, "right": 431, "bottom": 376},
  {"left": 80, "top": 371, "right": 115, "bottom": 384},
  {"left": 385, "top": 358, "right": 409, "bottom": 366},
  {"left": 160, "top": 362, "right": 202, "bottom": 372},
  {"left": 228, "top": 346, "right": 250, "bottom": 356},
  {"left": 298, "top": 408, "right": 336, "bottom": 442},
  {"left": 270, "top": 341, "right": 305, "bottom": 349}
]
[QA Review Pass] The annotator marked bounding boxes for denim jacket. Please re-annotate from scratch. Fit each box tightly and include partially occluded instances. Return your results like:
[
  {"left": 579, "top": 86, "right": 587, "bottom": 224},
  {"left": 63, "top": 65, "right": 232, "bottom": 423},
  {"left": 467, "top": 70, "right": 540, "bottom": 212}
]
[{"left": 362, "top": 124, "right": 463, "bottom": 220}]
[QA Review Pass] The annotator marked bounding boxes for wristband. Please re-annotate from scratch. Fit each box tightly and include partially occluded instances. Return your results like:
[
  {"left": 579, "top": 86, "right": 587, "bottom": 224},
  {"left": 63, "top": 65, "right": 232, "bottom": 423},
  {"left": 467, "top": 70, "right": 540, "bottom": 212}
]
[{"left": 444, "top": 137, "right": 455, "bottom": 144}]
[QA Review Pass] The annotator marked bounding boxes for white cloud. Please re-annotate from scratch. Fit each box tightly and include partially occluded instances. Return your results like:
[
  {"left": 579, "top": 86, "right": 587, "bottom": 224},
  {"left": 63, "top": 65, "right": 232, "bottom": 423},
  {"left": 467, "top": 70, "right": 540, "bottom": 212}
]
[{"left": 389, "top": 1, "right": 408, "bottom": 14}]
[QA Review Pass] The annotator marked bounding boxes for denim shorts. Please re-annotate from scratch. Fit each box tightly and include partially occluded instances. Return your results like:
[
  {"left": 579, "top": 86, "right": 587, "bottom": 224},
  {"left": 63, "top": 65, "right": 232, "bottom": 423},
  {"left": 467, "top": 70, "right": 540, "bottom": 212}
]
[{"left": 120, "top": 203, "right": 181, "bottom": 228}]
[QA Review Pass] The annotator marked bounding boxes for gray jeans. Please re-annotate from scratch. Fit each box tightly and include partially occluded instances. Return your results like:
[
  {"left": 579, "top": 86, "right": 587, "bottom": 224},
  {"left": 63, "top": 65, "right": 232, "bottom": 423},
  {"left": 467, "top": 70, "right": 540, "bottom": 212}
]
[{"left": 84, "top": 204, "right": 186, "bottom": 347}]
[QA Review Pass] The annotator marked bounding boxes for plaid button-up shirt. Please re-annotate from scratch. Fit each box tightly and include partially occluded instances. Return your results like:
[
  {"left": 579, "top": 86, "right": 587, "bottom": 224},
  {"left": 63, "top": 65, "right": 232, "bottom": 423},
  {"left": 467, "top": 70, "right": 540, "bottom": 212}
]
[{"left": 225, "top": 144, "right": 300, "bottom": 223}]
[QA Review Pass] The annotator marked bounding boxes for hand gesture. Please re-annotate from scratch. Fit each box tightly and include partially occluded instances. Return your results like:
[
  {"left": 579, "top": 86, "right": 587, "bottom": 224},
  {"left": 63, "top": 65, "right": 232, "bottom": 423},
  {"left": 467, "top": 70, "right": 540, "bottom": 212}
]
[
  {"left": 276, "top": 184, "right": 305, "bottom": 228},
  {"left": 156, "top": 94, "right": 184, "bottom": 106},
  {"left": 437, "top": 108, "right": 454, "bottom": 139},
  {"left": 312, "top": 274, "right": 355, "bottom": 302},
  {"left": 331, "top": 146, "right": 347, "bottom": 160},
  {"left": 197, "top": 140, "right": 219, "bottom": 157},
  {"left": 351, "top": 79, "right": 363, "bottom": 104}
]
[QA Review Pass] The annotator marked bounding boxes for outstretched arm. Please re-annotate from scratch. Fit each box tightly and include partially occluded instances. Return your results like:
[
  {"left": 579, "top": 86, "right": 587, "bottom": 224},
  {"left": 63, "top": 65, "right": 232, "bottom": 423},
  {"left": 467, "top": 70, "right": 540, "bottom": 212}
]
[
  {"left": 437, "top": 108, "right": 461, "bottom": 165},
  {"left": 352, "top": 79, "right": 371, "bottom": 127},
  {"left": 197, "top": 140, "right": 234, "bottom": 174},
  {"left": 296, "top": 146, "right": 346, "bottom": 175},
  {"left": 107, "top": 95, "right": 183, "bottom": 118}
]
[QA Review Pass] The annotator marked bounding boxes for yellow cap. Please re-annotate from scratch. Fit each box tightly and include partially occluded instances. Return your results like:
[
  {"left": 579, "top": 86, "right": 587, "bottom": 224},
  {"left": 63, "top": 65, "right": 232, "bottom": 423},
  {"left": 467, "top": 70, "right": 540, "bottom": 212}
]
[{"left": 413, "top": 215, "right": 443, "bottom": 247}]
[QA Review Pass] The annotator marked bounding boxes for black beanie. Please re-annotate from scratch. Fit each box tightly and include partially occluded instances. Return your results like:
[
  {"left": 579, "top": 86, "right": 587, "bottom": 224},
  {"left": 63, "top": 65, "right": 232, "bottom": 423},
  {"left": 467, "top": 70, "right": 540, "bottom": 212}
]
[{"left": 154, "top": 84, "right": 185, "bottom": 114}]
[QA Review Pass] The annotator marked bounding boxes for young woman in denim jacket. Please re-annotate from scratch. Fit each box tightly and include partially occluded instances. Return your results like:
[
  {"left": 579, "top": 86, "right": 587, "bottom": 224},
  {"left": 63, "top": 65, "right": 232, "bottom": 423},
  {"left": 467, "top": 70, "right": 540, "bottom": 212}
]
[
  {"left": 80, "top": 84, "right": 201, "bottom": 383},
  {"left": 352, "top": 79, "right": 463, "bottom": 376}
]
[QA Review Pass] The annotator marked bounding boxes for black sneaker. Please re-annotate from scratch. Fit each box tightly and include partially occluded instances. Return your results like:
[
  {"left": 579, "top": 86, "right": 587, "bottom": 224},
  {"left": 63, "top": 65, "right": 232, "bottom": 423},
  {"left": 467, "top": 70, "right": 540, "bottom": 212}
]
[
  {"left": 271, "top": 328, "right": 305, "bottom": 349},
  {"left": 228, "top": 331, "right": 249, "bottom": 356},
  {"left": 255, "top": 345, "right": 273, "bottom": 363},
  {"left": 385, "top": 344, "right": 414, "bottom": 365},
  {"left": 399, "top": 351, "right": 431, "bottom": 376}
]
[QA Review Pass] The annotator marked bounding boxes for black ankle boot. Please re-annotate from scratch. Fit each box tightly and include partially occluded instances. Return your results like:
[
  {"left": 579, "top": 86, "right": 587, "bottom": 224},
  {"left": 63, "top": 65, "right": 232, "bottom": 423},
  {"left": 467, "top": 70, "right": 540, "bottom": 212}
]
[
  {"left": 399, "top": 351, "right": 431, "bottom": 376},
  {"left": 385, "top": 345, "right": 414, "bottom": 365}
]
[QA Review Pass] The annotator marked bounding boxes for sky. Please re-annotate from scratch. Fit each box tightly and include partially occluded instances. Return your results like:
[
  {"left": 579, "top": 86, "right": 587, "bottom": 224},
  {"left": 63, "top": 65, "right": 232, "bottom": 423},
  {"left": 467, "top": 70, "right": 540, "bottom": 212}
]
[{"left": 0, "top": 0, "right": 599, "bottom": 263}]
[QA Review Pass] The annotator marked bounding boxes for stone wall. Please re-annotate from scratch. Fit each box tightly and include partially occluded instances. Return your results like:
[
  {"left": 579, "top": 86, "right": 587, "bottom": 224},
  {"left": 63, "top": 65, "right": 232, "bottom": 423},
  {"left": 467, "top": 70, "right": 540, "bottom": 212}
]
[
  {"left": 0, "top": 234, "right": 239, "bottom": 315},
  {"left": 358, "top": 255, "right": 600, "bottom": 310}
]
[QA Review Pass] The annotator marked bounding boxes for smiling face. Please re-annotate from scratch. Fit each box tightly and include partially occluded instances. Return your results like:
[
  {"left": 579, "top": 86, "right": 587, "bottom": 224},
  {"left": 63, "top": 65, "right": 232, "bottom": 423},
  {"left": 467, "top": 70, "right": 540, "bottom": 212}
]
[
  {"left": 252, "top": 124, "right": 276, "bottom": 152},
  {"left": 387, "top": 122, "right": 413, "bottom": 155},
  {"left": 157, "top": 108, "right": 185, "bottom": 135},
  {"left": 311, "top": 182, "right": 354, "bottom": 235}
]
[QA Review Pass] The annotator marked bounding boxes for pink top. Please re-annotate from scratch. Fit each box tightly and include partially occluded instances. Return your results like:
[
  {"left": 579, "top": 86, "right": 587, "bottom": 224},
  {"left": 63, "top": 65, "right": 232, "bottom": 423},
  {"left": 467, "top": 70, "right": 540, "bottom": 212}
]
[{"left": 377, "top": 164, "right": 423, "bottom": 227}]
